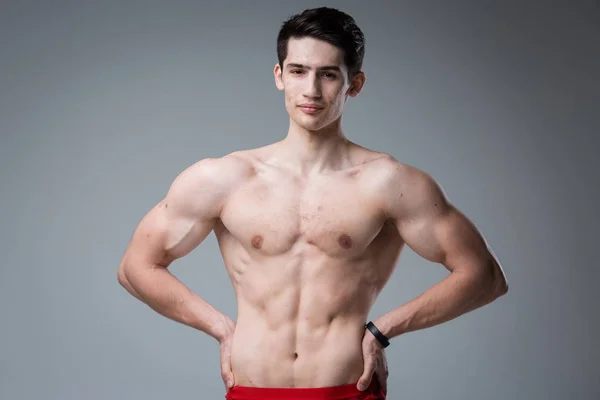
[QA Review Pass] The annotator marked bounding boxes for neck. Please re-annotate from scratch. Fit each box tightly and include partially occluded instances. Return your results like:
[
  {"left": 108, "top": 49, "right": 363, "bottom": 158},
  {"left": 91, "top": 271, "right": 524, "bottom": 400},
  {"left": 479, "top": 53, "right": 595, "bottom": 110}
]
[{"left": 277, "top": 116, "right": 351, "bottom": 175}]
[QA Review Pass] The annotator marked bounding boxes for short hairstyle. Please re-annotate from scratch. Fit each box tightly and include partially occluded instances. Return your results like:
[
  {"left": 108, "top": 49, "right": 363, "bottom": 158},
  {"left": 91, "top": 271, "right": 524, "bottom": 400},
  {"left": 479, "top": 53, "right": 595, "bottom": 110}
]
[{"left": 276, "top": 7, "right": 365, "bottom": 79}]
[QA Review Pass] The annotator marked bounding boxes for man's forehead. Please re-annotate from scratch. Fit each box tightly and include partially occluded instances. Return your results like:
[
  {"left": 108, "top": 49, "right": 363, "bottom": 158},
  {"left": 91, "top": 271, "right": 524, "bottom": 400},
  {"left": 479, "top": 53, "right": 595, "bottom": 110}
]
[{"left": 285, "top": 37, "right": 345, "bottom": 68}]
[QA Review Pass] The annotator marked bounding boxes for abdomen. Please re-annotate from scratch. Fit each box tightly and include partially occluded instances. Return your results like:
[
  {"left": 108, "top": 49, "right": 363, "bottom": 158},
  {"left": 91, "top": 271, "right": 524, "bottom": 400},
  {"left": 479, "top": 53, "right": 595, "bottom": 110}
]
[{"left": 230, "top": 312, "right": 366, "bottom": 388}]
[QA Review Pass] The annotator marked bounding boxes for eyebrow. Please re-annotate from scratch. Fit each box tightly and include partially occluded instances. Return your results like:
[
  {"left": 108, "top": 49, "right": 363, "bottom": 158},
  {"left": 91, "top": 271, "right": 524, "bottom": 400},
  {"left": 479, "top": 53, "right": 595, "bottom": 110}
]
[{"left": 286, "top": 63, "right": 342, "bottom": 72}]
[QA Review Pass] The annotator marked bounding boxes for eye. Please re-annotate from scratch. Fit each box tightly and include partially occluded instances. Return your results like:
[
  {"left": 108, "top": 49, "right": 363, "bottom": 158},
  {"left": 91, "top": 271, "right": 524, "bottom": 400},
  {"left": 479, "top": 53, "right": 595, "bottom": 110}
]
[
  {"left": 290, "top": 70, "right": 303, "bottom": 75},
  {"left": 322, "top": 72, "right": 337, "bottom": 79}
]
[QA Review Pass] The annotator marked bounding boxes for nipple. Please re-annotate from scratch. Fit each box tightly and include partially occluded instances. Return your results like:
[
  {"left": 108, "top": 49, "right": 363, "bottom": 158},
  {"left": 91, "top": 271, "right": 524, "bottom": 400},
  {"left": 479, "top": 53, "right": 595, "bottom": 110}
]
[
  {"left": 251, "top": 235, "right": 263, "bottom": 249},
  {"left": 338, "top": 234, "right": 353, "bottom": 249}
]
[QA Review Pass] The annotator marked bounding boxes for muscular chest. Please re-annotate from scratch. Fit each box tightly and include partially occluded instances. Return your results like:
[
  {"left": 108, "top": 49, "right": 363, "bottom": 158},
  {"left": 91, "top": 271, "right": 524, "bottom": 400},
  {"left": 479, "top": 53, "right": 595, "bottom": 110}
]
[{"left": 219, "top": 172, "right": 385, "bottom": 257}]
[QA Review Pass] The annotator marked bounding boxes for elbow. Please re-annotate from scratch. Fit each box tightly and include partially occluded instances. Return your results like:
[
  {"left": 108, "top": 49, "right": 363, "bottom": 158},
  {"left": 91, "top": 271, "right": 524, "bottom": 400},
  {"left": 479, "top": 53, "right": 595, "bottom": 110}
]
[
  {"left": 485, "top": 256, "right": 509, "bottom": 298},
  {"left": 489, "top": 269, "right": 508, "bottom": 299},
  {"left": 117, "top": 260, "right": 130, "bottom": 288},
  {"left": 117, "top": 261, "right": 141, "bottom": 299},
  {"left": 470, "top": 263, "right": 508, "bottom": 300},
  {"left": 497, "top": 276, "right": 509, "bottom": 296},
  {"left": 492, "top": 278, "right": 508, "bottom": 298},
  {"left": 117, "top": 268, "right": 127, "bottom": 288},
  {"left": 471, "top": 275, "right": 507, "bottom": 301}
]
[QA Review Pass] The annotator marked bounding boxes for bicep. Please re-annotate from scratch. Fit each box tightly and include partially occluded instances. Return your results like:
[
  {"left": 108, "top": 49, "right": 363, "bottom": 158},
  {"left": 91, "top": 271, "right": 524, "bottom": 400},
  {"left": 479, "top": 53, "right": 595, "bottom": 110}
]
[
  {"left": 389, "top": 167, "right": 492, "bottom": 275},
  {"left": 124, "top": 199, "right": 216, "bottom": 268},
  {"left": 397, "top": 204, "right": 491, "bottom": 273},
  {"left": 122, "top": 160, "right": 225, "bottom": 268}
]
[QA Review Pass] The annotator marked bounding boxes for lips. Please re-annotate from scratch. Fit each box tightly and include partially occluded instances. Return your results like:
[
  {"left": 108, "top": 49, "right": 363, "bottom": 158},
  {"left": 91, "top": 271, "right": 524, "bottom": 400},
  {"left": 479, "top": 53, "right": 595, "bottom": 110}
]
[
  {"left": 298, "top": 103, "right": 323, "bottom": 108},
  {"left": 298, "top": 104, "right": 324, "bottom": 113}
]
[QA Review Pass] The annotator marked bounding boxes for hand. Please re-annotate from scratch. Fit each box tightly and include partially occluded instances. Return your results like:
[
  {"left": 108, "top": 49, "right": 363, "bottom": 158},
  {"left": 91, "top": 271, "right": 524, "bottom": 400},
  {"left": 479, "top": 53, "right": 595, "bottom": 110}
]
[
  {"left": 357, "top": 328, "right": 389, "bottom": 395},
  {"left": 218, "top": 315, "right": 237, "bottom": 391}
]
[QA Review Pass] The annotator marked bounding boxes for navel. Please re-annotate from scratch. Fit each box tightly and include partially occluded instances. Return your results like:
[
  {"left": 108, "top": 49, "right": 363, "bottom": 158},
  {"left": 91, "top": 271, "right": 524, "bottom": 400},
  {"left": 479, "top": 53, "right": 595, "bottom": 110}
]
[
  {"left": 251, "top": 235, "right": 263, "bottom": 249},
  {"left": 338, "top": 234, "right": 353, "bottom": 249}
]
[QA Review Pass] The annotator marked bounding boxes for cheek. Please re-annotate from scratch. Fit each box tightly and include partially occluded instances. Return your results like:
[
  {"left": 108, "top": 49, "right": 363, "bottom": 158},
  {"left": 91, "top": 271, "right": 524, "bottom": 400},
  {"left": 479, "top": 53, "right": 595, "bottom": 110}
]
[
  {"left": 284, "top": 85, "right": 301, "bottom": 108},
  {"left": 284, "top": 92, "right": 295, "bottom": 111},
  {"left": 285, "top": 88, "right": 296, "bottom": 101},
  {"left": 286, "top": 82, "right": 301, "bottom": 96},
  {"left": 329, "top": 91, "right": 346, "bottom": 112}
]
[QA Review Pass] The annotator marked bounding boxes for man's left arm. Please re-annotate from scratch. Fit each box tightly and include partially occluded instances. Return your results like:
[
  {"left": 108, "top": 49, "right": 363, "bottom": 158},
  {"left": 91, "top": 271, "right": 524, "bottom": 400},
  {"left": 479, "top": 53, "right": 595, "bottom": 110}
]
[{"left": 375, "top": 163, "right": 509, "bottom": 340}]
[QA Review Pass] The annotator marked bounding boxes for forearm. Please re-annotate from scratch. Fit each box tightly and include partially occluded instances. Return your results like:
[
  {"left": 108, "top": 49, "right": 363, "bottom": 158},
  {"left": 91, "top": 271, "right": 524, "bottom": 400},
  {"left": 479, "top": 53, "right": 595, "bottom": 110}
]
[
  {"left": 120, "top": 263, "right": 230, "bottom": 341},
  {"left": 375, "top": 271, "right": 505, "bottom": 339}
]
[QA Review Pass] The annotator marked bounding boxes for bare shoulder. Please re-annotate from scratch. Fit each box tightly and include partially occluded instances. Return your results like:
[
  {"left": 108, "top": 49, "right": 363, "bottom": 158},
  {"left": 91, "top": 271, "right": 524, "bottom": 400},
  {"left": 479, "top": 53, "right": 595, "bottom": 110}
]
[
  {"left": 176, "top": 151, "right": 255, "bottom": 189},
  {"left": 375, "top": 154, "right": 441, "bottom": 190},
  {"left": 361, "top": 152, "right": 450, "bottom": 219},
  {"left": 162, "top": 152, "right": 256, "bottom": 215},
  {"left": 356, "top": 150, "right": 422, "bottom": 185}
]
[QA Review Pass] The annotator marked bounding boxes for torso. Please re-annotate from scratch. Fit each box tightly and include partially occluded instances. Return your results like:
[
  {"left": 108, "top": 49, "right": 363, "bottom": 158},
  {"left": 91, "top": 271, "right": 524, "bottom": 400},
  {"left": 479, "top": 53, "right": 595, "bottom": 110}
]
[{"left": 213, "top": 144, "right": 406, "bottom": 388}]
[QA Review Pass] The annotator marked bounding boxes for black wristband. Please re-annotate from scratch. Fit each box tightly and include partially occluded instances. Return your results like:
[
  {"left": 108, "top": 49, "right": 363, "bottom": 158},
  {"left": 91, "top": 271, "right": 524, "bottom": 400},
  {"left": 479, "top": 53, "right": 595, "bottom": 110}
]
[{"left": 365, "top": 321, "right": 390, "bottom": 348}]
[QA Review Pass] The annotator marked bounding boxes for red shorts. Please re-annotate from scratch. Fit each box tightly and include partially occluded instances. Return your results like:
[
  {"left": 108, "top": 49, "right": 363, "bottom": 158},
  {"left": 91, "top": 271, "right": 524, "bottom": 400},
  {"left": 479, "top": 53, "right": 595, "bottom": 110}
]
[{"left": 225, "top": 379, "right": 385, "bottom": 400}]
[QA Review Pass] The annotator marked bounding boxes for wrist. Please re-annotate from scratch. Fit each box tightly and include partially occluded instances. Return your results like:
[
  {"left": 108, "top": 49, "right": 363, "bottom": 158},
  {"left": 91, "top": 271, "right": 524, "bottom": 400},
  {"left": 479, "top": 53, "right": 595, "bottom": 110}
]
[
  {"left": 365, "top": 320, "right": 391, "bottom": 348},
  {"left": 214, "top": 313, "right": 236, "bottom": 343},
  {"left": 372, "top": 317, "right": 394, "bottom": 339}
]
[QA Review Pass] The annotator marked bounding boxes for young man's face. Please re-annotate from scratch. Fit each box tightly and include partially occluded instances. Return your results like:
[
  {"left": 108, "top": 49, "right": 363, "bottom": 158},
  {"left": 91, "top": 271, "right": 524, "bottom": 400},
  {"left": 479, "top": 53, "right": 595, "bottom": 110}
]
[{"left": 274, "top": 37, "right": 365, "bottom": 132}]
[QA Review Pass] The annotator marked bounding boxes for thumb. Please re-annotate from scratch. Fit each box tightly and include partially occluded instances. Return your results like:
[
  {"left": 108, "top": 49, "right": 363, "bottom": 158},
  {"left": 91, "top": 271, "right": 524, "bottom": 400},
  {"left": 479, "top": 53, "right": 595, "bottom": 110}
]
[
  {"left": 226, "top": 374, "right": 234, "bottom": 389},
  {"left": 356, "top": 362, "right": 374, "bottom": 391},
  {"left": 223, "top": 367, "right": 234, "bottom": 388},
  {"left": 222, "top": 369, "right": 234, "bottom": 389},
  {"left": 221, "top": 357, "right": 235, "bottom": 389}
]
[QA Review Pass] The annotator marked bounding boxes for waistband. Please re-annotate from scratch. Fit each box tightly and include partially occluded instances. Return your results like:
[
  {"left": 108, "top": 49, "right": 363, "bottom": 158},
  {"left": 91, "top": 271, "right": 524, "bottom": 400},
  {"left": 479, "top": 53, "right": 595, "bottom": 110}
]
[{"left": 225, "top": 380, "right": 384, "bottom": 400}]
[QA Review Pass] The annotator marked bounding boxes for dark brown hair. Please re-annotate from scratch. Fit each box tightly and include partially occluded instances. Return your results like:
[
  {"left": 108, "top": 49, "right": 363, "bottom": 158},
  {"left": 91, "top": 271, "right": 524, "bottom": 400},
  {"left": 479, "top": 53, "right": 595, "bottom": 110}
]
[{"left": 276, "top": 7, "right": 365, "bottom": 79}]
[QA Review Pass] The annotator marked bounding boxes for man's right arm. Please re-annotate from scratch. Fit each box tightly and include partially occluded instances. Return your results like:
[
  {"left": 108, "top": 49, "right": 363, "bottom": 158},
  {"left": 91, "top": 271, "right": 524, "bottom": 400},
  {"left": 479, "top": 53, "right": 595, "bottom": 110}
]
[{"left": 117, "top": 156, "right": 243, "bottom": 342}]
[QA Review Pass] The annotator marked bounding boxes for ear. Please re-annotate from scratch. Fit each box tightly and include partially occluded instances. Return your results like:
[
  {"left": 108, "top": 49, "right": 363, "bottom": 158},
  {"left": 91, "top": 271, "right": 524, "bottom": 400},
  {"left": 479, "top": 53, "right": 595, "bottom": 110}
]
[
  {"left": 274, "top": 63, "right": 284, "bottom": 91},
  {"left": 347, "top": 71, "right": 366, "bottom": 98}
]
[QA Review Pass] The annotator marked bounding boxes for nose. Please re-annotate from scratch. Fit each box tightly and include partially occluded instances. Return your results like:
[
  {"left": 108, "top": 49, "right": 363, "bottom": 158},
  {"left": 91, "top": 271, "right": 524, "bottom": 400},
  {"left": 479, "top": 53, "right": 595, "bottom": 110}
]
[{"left": 303, "top": 72, "right": 322, "bottom": 99}]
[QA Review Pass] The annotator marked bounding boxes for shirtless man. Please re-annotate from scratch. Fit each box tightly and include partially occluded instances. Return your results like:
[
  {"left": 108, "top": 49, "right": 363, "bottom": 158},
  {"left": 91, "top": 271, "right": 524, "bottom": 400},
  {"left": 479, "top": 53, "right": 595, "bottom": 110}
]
[{"left": 117, "top": 7, "right": 508, "bottom": 400}]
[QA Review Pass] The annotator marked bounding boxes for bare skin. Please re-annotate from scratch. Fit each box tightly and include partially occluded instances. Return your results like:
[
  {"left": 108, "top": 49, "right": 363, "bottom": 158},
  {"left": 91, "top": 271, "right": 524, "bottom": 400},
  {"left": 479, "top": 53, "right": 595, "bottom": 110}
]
[{"left": 118, "top": 37, "right": 508, "bottom": 395}]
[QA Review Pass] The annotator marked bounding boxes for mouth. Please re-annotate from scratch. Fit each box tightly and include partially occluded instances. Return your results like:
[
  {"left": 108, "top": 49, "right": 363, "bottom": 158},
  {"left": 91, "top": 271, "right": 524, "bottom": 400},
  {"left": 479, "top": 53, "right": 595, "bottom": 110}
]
[{"left": 298, "top": 105, "right": 324, "bottom": 114}]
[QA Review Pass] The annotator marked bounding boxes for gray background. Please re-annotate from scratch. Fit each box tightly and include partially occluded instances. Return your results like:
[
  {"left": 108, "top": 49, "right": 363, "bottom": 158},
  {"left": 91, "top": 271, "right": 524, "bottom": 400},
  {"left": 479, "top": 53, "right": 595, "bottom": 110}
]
[{"left": 1, "top": 1, "right": 598, "bottom": 399}]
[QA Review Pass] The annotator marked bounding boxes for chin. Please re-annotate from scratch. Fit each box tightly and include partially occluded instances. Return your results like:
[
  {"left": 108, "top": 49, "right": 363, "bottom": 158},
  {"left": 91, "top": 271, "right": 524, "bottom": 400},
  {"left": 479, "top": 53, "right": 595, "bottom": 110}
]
[
  {"left": 294, "top": 114, "right": 330, "bottom": 131},
  {"left": 298, "top": 120, "right": 328, "bottom": 132}
]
